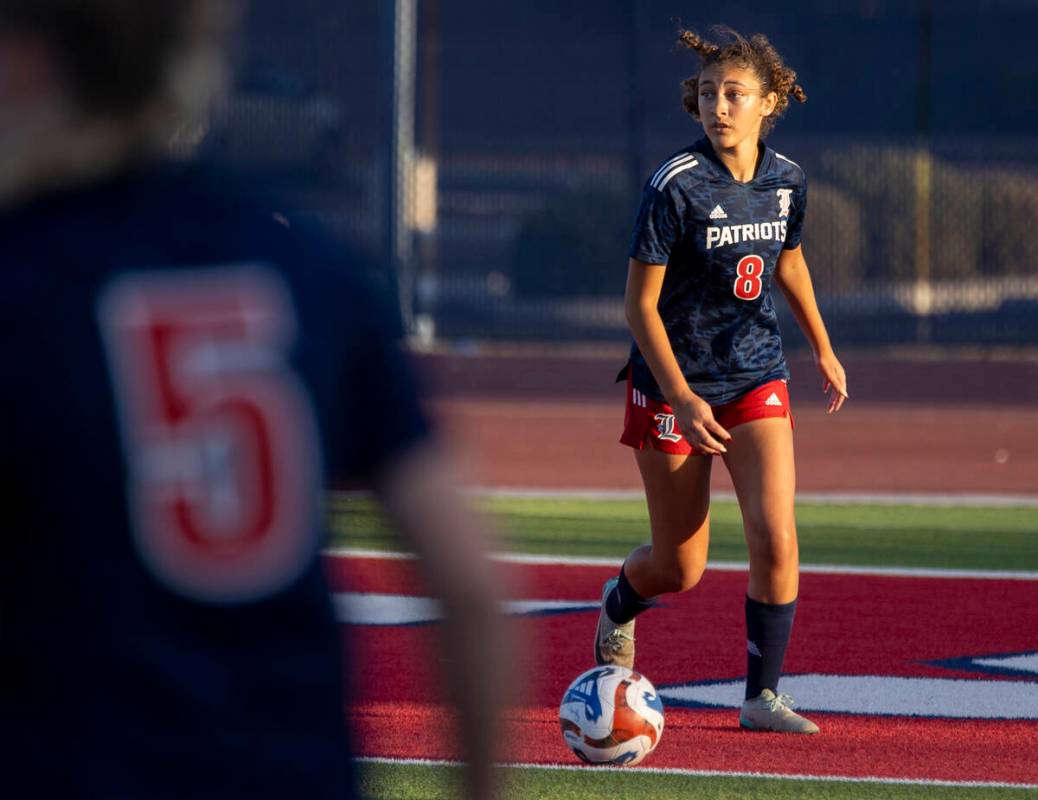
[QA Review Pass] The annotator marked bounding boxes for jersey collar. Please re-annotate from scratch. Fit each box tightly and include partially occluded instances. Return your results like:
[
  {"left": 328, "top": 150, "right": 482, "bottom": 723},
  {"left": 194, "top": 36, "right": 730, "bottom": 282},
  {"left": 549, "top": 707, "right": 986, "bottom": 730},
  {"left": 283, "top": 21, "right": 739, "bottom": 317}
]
[{"left": 694, "top": 137, "right": 776, "bottom": 184}]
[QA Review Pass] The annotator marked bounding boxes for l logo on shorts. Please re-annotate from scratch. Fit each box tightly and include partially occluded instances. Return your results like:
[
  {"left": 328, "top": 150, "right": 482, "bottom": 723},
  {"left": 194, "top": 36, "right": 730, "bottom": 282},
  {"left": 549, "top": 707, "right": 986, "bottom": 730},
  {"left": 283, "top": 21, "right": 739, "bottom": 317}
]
[{"left": 654, "top": 413, "right": 683, "bottom": 443}]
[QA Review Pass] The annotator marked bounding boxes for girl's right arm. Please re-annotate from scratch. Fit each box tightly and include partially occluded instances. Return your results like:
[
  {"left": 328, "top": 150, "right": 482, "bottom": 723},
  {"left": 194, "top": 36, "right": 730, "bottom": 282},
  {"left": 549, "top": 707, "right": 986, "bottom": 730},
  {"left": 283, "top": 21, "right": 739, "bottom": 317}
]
[{"left": 624, "top": 257, "right": 732, "bottom": 454}]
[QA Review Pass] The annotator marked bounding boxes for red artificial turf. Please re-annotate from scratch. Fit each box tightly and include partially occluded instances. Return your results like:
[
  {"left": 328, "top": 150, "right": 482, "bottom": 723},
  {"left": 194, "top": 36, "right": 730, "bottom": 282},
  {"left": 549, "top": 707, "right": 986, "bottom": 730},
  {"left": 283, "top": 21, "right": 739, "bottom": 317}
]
[{"left": 332, "top": 555, "right": 1038, "bottom": 784}]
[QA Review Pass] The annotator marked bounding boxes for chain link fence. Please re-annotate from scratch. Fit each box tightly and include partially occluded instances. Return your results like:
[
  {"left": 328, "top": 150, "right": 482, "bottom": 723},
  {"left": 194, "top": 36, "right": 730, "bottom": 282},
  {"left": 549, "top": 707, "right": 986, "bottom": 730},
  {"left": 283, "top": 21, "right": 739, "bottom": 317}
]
[{"left": 188, "top": 0, "right": 1038, "bottom": 348}]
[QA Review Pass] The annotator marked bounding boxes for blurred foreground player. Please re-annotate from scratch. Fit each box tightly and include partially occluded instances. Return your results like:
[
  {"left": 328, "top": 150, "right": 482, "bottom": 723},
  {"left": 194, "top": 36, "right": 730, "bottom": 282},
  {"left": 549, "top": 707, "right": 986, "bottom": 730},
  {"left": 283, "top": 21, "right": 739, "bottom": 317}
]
[{"left": 0, "top": 2, "right": 509, "bottom": 798}]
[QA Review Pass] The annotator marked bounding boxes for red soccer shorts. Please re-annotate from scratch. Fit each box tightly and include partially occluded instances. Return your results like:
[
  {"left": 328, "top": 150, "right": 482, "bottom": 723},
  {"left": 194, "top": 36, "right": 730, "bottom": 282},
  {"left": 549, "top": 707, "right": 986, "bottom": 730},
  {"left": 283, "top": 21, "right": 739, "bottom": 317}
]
[{"left": 620, "top": 378, "right": 794, "bottom": 455}]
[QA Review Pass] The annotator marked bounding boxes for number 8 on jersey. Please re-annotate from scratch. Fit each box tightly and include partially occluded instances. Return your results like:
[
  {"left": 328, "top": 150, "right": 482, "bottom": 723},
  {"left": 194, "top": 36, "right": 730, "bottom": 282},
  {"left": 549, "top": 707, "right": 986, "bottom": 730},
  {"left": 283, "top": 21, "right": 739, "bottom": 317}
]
[{"left": 734, "top": 254, "right": 765, "bottom": 301}]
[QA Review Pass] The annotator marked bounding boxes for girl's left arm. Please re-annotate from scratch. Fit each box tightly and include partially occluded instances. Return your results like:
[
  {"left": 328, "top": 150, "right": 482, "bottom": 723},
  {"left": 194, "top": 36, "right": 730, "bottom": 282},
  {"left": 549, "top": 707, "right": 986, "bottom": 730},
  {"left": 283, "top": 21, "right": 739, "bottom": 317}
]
[{"left": 774, "top": 244, "right": 849, "bottom": 414}]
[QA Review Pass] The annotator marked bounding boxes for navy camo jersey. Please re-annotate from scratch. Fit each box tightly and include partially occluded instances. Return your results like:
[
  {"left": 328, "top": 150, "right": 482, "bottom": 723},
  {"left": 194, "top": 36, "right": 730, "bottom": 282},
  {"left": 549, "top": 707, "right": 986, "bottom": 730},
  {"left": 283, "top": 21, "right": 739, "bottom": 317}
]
[
  {"left": 0, "top": 165, "right": 429, "bottom": 798},
  {"left": 623, "top": 136, "right": 807, "bottom": 405}
]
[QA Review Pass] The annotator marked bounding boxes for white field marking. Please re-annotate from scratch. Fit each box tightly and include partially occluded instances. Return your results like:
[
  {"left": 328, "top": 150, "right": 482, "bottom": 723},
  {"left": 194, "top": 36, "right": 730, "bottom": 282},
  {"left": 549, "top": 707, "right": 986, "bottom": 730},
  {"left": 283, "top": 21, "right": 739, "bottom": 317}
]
[
  {"left": 330, "top": 488, "right": 1038, "bottom": 507},
  {"left": 661, "top": 675, "right": 1038, "bottom": 720},
  {"left": 334, "top": 593, "right": 439, "bottom": 625},
  {"left": 975, "top": 652, "right": 1038, "bottom": 674},
  {"left": 333, "top": 592, "right": 597, "bottom": 625},
  {"left": 355, "top": 756, "right": 1038, "bottom": 791},
  {"left": 323, "top": 548, "right": 1038, "bottom": 582},
  {"left": 460, "top": 487, "right": 1038, "bottom": 507}
]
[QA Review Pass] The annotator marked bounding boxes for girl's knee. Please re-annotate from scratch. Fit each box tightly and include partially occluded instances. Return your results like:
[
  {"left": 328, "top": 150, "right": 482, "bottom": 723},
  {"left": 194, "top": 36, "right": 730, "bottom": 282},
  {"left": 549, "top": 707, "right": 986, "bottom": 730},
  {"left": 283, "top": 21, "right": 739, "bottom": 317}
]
[
  {"left": 657, "top": 560, "right": 706, "bottom": 593},
  {"left": 746, "top": 523, "right": 798, "bottom": 569}
]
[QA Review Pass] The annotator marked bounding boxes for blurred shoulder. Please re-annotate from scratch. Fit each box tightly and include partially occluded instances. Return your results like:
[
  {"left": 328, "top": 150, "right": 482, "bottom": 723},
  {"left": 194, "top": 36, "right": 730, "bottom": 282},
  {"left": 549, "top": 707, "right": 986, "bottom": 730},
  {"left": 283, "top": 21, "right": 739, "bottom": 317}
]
[
  {"left": 0, "top": 161, "right": 397, "bottom": 334},
  {"left": 142, "top": 164, "right": 386, "bottom": 301}
]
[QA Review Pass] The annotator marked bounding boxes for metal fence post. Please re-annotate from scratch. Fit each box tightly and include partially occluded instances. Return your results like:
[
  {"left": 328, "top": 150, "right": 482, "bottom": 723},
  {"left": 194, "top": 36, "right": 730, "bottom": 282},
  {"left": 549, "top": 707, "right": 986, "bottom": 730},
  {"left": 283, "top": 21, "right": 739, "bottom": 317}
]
[
  {"left": 382, "top": 0, "right": 418, "bottom": 334},
  {"left": 914, "top": 0, "right": 934, "bottom": 343}
]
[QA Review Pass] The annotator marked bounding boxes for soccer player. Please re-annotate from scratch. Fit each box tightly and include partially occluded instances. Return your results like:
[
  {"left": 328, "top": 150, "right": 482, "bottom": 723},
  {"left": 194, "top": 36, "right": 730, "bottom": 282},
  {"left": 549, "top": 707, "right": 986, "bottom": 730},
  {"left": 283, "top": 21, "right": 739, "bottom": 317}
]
[
  {"left": 0, "top": 2, "right": 508, "bottom": 798},
  {"left": 594, "top": 26, "right": 848, "bottom": 734}
]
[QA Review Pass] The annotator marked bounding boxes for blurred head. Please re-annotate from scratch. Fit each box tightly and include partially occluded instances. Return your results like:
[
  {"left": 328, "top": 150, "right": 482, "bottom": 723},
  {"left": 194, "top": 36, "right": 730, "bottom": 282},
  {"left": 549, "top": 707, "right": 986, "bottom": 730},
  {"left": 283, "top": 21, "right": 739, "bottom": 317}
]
[
  {"left": 0, "top": 0, "right": 237, "bottom": 202},
  {"left": 678, "top": 26, "right": 806, "bottom": 150}
]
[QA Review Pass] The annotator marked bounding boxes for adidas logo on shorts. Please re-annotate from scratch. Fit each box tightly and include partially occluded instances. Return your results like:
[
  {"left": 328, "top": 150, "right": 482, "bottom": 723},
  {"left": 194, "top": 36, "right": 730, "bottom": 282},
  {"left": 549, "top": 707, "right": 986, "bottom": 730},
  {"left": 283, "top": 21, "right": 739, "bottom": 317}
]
[
  {"left": 765, "top": 392, "right": 783, "bottom": 407},
  {"left": 709, "top": 204, "right": 728, "bottom": 220}
]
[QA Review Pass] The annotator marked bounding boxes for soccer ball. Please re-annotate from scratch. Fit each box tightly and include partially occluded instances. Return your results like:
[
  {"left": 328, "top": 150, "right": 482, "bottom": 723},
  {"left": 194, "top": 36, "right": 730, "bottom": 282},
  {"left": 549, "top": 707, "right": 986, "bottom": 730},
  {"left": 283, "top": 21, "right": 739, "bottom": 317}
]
[{"left": 559, "top": 665, "right": 664, "bottom": 766}]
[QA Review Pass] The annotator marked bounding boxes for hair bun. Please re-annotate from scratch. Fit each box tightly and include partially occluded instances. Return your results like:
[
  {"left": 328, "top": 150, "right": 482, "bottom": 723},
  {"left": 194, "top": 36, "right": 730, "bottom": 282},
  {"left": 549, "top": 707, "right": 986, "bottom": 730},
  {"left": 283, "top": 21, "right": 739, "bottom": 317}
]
[{"left": 678, "top": 28, "right": 720, "bottom": 58}]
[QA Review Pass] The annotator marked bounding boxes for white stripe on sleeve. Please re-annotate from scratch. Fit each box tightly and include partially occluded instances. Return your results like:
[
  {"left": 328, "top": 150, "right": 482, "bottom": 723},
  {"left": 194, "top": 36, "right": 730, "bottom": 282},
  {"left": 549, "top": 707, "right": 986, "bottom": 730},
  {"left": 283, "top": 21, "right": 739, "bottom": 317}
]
[
  {"left": 653, "top": 160, "right": 699, "bottom": 190},
  {"left": 649, "top": 154, "right": 695, "bottom": 188}
]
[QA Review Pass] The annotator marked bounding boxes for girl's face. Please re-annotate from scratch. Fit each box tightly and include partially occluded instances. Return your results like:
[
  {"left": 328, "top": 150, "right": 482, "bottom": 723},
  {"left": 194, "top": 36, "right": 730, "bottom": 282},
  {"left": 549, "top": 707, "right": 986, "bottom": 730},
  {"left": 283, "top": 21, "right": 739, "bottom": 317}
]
[{"left": 697, "top": 64, "right": 777, "bottom": 150}]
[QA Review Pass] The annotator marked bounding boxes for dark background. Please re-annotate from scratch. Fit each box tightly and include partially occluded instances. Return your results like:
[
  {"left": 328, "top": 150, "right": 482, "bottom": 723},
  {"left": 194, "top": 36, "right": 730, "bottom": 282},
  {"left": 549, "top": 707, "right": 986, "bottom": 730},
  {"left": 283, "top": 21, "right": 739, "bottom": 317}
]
[{"left": 191, "top": 0, "right": 1038, "bottom": 348}]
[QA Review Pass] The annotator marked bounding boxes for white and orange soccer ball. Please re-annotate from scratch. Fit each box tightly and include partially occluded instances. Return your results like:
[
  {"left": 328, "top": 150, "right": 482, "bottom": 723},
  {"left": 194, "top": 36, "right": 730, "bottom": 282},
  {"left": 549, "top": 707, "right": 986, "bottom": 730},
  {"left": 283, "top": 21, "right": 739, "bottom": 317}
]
[{"left": 559, "top": 665, "right": 665, "bottom": 766}]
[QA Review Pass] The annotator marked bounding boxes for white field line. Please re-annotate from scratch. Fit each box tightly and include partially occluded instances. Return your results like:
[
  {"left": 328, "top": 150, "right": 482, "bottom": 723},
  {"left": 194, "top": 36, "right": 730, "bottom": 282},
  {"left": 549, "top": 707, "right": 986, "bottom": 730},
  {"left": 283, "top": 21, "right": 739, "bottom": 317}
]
[
  {"left": 331, "top": 488, "right": 1038, "bottom": 507},
  {"left": 357, "top": 756, "right": 1038, "bottom": 790},
  {"left": 323, "top": 547, "right": 1038, "bottom": 582},
  {"left": 464, "top": 487, "right": 1038, "bottom": 507}
]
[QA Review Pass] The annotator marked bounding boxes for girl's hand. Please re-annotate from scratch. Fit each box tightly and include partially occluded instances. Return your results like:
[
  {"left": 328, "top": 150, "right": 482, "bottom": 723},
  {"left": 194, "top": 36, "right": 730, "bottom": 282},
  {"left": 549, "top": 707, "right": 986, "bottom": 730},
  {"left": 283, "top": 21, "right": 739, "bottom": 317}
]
[
  {"left": 672, "top": 393, "right": 732, "bottom": 455},
  {"left": 816, "top": 350, "right": 848, "bottom": 414}
]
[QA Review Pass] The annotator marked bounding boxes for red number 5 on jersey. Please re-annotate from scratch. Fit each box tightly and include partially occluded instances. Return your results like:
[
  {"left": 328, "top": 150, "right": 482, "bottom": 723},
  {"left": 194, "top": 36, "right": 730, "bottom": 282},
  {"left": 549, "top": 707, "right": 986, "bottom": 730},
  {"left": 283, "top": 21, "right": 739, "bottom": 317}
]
[
  {"left": 733, "top": 254, "right": 765, "bottom": 301},
  {"left": 98, "top": 266, "right": 321, "bottom": 604}
]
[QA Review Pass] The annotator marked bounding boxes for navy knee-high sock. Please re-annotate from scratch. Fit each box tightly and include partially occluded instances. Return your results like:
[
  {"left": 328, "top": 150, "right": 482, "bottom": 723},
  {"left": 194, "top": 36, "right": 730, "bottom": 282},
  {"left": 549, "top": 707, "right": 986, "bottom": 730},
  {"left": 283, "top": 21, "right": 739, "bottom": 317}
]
[
  {"left": 744, "top": 596, "right": 797, "bottom": 700},
  {"left": 605, "top": 568, "right": 653, "bottom": 625}
]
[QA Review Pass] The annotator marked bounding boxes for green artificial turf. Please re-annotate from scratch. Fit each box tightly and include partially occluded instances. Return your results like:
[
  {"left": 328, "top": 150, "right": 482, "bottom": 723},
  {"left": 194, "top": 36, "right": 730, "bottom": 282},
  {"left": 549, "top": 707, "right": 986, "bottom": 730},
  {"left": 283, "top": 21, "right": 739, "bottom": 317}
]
[
  {"left": 341, "top": 495, "right": 1038, "bottom": 799},
  {"left": 357, "top": 762, "right": 1037, "bottom": 800},
  {"left": 327, "top": 494, "right": 1038, "bottom": 571}
]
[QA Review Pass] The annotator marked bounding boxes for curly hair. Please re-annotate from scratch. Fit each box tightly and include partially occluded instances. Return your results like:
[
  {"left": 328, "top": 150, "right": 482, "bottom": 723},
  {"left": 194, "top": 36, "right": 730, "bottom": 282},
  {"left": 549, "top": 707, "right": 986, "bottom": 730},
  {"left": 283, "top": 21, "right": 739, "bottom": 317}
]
[{"left": 678, "top": 26, "right": 806, "bottom": 137}]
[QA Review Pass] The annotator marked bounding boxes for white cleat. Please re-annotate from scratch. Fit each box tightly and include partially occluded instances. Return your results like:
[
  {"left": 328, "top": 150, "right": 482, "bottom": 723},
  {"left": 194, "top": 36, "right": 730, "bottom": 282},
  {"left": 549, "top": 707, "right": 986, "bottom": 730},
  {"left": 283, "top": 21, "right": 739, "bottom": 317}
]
[
  {"left": 593, "top": 577, "right": 635, "bottom": 668},
  {"left": 740, "top": 689, "right": 820, "bottom": 734}
]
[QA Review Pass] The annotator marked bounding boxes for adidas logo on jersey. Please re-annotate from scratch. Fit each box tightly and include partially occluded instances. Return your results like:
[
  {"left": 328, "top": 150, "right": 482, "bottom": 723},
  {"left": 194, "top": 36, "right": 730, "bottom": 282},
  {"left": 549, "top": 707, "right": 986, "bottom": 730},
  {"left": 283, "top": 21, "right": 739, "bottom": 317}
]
[
  {"left": 709, "top": 205, "right": 728, "bottom": 220},
  {"left": 765, "top": 393, "right": 783, "bottom": 407}
]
